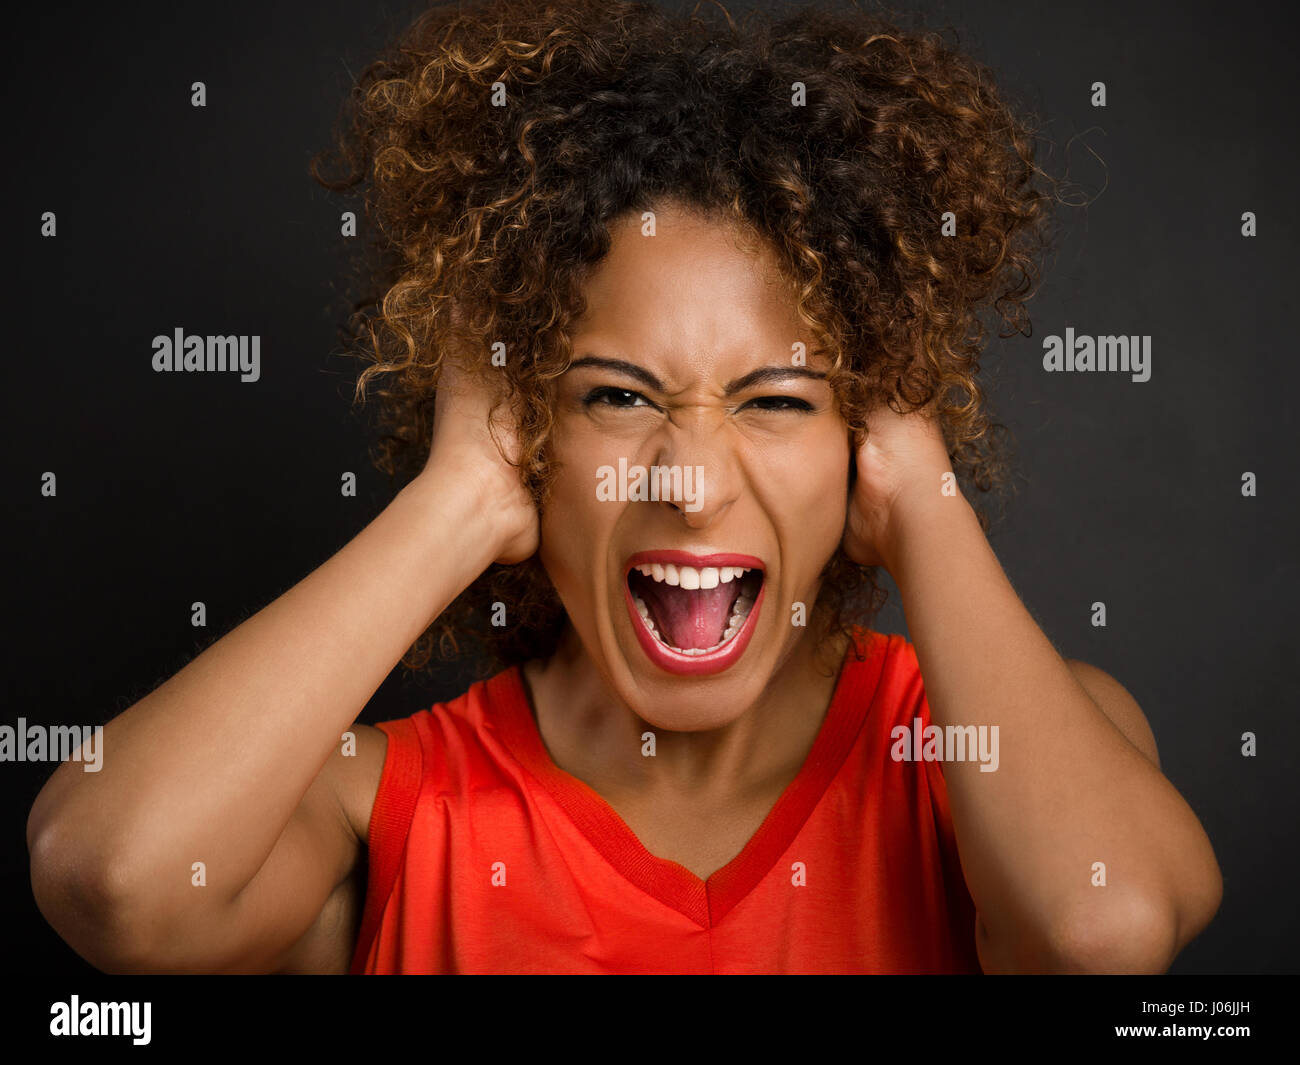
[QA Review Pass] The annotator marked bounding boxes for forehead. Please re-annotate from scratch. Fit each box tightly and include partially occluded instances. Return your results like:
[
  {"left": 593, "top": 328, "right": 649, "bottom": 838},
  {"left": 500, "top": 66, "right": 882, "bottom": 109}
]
[{"left": 571, "top": 205, "right": 812, "bottom": 369}]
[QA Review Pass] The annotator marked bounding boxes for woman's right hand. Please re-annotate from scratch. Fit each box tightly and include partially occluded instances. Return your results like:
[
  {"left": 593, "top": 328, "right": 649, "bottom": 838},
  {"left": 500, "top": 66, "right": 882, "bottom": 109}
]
[{"left": 420, "top": 349, "right": 541, "bottom": 565}]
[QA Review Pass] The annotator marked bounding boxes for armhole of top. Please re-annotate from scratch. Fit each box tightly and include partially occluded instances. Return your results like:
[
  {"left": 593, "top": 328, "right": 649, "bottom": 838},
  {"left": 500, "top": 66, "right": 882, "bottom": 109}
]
[
  {"left": 348, "top": 716, "right": 424, "bottom": 974},
  {"left": 916, "top": 678, "right": 983, "bottom": 970},
  {"left": 902, "top": 641, "right": 954, "bottom": 853}
]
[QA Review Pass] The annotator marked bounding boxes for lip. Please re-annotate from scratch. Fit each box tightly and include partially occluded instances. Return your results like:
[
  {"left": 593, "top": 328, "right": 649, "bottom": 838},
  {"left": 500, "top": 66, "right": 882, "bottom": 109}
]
[
  {"left": 624, "top": 550, "right": 765, "bottom": 574},
  {"left": 621, "top": 550, "right": 766, "bottom": 676}
]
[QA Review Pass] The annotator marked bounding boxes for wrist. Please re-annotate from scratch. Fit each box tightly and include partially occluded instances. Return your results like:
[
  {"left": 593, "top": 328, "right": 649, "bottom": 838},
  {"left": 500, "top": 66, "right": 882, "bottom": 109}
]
[
  {"left": 878, "top": 489, "right": 980, "bottom": 581},
  {"left": 403, "top": 463, "right": 514, "bottom": 568}
]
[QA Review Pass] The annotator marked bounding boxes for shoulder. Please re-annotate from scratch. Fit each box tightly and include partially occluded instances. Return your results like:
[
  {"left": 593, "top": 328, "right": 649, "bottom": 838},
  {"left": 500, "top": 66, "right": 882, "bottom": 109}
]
[
  {"left": 320, "top": 675, "right": 514, "bottom": 845},
  {"left": 876, "top": 632, "right": 1161, "bottom": 769},
  {"left": 1062, "top": 658, "right": 1160, "bottom": 767}
]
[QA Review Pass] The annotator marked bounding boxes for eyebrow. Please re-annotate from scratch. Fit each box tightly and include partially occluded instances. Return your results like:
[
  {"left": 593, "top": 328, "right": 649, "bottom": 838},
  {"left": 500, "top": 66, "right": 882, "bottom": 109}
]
[{"left": 566, "top": 355, "right": 827, "bottom": 395}]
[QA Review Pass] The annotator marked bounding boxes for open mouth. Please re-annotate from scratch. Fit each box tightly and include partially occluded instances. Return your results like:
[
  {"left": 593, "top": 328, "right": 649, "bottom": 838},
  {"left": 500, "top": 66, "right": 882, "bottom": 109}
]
[{"left": 626, "top": 560, "right": 764, "bottom": 656}]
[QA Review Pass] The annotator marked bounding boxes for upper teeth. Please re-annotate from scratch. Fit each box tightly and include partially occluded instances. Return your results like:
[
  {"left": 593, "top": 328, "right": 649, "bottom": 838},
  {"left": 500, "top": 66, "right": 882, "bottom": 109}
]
[{"left": 631, "top": 563, "right": 754, "bottom": 590}]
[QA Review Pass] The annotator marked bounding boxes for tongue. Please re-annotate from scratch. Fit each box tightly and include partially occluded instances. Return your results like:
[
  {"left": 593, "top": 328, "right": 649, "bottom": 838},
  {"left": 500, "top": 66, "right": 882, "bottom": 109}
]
[{"left": 639, "top": 581, "right": 736, "bottom": 650}]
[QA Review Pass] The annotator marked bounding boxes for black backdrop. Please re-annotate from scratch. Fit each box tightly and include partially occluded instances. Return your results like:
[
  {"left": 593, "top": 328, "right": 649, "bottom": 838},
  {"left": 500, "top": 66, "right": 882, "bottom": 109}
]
[{"left": 3, "top": 0, "right": 1296, "bottom": 977}]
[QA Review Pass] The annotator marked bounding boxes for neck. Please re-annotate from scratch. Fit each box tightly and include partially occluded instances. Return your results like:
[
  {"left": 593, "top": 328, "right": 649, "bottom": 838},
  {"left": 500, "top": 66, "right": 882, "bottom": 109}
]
[{"left": 522, "top": 624, "right": 850, "bottom": 803}]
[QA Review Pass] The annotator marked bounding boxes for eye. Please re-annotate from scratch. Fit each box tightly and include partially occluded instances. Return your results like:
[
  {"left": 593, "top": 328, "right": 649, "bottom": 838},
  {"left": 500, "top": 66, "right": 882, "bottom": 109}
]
[
  {"left": 583, "top": 386, "right": 654, "bottom": 409},
  {"left": 742, "top": 395, "right": 814, "bottom": 412}
]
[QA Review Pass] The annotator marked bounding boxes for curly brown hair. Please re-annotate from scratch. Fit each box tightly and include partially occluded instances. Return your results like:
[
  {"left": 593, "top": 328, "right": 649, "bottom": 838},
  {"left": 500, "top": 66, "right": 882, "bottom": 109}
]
[{"left": 310, "top": 0, "right": 1056, "bottom": 678}]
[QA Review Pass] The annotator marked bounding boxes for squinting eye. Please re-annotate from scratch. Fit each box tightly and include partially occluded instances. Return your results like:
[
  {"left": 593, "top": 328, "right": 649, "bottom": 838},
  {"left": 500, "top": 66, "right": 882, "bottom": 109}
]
[
  {"left": 743, "top": 396, "right": 814, "bottom": 412},
  {"left": 583, "top": 386, "right": 652, "bottom": 408}
]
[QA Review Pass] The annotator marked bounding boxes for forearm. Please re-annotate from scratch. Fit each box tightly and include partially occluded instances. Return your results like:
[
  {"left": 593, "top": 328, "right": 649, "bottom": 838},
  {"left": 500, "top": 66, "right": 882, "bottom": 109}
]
[
  {"left": 27, "top": 466, "right": 500, "bottom": 909},
  {"left": 885, "top": 495, "right": 1220, "bottom": 972}
]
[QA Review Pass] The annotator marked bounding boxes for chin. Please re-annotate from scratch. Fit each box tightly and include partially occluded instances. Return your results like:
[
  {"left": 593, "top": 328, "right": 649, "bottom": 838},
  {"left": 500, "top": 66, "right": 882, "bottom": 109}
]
[{"left": 618, "top": 683, "right": 764, "bottom": 732}]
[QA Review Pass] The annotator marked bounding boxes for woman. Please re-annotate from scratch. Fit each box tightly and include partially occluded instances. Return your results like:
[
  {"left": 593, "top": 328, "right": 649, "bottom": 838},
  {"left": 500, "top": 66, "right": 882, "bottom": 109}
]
[{"left": 26, "top": 0, "right": 1221, "bottom": 974}]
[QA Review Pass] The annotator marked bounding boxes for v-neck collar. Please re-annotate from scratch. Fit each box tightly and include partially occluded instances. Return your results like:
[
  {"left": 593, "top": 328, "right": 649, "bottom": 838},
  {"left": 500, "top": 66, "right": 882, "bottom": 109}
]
[{"left": 484, "top": 628, "right": 891, "bottom": 928}]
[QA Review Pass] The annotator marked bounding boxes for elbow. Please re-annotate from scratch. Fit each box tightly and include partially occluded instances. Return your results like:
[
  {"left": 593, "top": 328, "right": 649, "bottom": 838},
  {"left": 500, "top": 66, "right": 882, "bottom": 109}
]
[
  {"left": 1045, "top": 894, "right": 1180, "bottom": 973},
  {"left": 28, "top": 817, "right": 162, "bottom": 974},
  {"left": 980, "top": 897, "right": 1176, "bottom": 974},
  {"left": 1045, "top": 871, "right": 1221, "bottom": 975},
  {"left": 1175, "top": 847, "right": 1224, "bottom": 954},
  {"left": 979, "top": 822, "right": 1225, "bottom": 975}
]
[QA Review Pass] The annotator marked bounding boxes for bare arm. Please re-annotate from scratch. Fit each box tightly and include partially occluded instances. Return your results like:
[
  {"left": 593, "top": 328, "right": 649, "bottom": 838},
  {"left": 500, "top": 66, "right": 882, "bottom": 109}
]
[
  {"left": 887, "top": 495, "right": 1221, "bottom": 973},
  {"left": 27, "top": 359, "right": 537, "bottom": 973},
  {"left": 844, "top": 402, "right": 1222, "bottom": 974}
]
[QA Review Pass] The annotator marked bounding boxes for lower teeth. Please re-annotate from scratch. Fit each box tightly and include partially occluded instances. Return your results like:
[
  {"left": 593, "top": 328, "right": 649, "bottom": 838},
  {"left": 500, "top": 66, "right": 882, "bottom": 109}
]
[{"left": 631, "top": 592, "right": 754, "bottom": 655}]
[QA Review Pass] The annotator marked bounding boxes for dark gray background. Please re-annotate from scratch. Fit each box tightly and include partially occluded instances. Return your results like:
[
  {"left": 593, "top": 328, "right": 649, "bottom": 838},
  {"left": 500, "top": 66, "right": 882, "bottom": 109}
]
[{"left": 3, "top": 0, "right": 1294, "bottom": 976}]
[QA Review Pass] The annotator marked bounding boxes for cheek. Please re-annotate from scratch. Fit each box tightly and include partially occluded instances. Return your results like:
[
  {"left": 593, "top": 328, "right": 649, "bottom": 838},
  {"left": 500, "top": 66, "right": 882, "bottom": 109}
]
[
  {"left": 759, "top": 427, "right": 850, "bottom": 557},
  {"left": 769, "top": 423, "right": 852, "bottom": 507}
]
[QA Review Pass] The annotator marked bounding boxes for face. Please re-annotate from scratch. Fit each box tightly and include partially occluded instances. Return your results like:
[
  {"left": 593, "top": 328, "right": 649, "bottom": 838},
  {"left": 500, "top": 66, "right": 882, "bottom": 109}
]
[{"left": 537, "top": 201, "right": 851, "bottom": 730}]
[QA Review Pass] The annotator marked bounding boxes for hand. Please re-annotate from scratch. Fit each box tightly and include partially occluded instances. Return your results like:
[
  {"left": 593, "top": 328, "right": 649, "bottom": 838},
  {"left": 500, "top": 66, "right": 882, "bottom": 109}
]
[
  {"left": 420, "top": 351, "right": 540, "bottom": 565},
  {"left": 841, "top": 396, "right": 958, "bottom": 572}
]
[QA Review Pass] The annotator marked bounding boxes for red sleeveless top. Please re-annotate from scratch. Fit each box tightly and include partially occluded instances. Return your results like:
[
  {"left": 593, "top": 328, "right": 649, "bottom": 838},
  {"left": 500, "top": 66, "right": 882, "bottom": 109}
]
[{"left": 349, "top": 629, "right": 982, "bottom": 974}]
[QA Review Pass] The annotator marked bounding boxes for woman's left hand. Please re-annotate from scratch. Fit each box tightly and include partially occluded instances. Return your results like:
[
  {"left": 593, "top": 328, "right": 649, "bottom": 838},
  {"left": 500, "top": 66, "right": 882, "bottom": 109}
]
[{"left": 841, "top": 397, "right": 958, "bottom": 572}]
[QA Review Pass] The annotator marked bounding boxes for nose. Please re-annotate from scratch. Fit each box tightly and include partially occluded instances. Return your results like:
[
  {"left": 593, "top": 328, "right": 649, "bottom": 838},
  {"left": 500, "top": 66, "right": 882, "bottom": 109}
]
[{"left": 651, "top": 407, "right": 743, "bottom": 529}]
